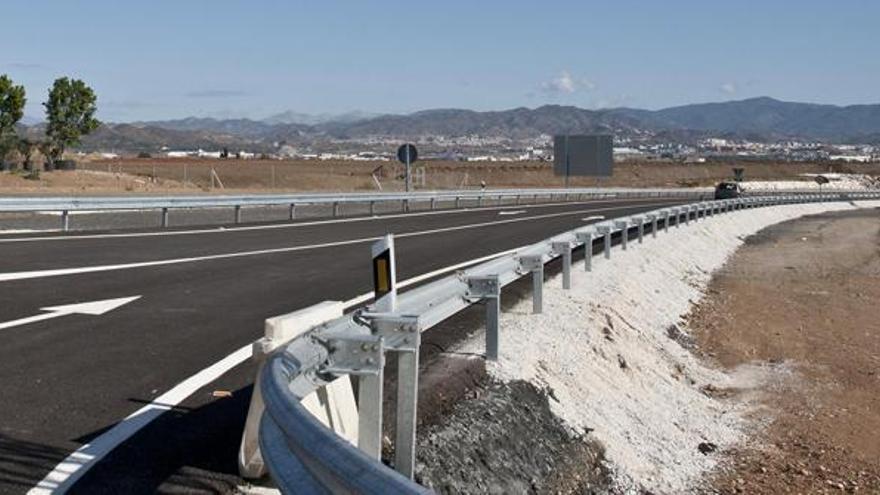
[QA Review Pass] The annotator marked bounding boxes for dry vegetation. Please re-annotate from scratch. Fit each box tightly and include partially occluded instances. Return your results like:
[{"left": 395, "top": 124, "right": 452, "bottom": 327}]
[{"left": 0, "top": 157, "right": 878, "bottom": 195}]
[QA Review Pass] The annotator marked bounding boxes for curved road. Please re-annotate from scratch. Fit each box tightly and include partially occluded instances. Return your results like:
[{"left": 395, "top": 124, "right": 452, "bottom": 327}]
[{"left": 0, "top": 196, "right": 688, "bottom": 494}]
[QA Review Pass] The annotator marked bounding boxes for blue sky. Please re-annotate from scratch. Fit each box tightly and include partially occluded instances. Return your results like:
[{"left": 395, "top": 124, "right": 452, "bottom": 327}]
[{"left": 3, "top": 0, "right": 878, "bottom": 121}]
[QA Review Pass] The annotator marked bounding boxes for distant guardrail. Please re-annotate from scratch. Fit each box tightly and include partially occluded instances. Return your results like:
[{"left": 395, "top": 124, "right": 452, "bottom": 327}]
[
  {"left": 0, "top": 188, "right": 707, "bottom": 231},
  {"left": 244, "top": 191, "right": 880, "bottom": 494}
]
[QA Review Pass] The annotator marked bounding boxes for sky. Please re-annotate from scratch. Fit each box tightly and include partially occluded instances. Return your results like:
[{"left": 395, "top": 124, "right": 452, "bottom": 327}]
[{"left": 3, "top": 0, "right": 879, "bottom": 122}]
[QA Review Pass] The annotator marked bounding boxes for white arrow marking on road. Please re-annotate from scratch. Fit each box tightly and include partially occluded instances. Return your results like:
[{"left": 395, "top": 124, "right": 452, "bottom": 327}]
[
  {"left": 498, "top": 210, "right": 527, "bottom": 216},
  {"left": 0, "top": 296, "right": 141, "bottom": 331}
]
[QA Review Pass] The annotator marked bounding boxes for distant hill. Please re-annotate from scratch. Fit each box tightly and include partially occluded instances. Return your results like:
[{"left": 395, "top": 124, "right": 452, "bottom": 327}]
[
  {"left": 79, "top": 124, "right": 263, "bottom": 153},
  {"left": 130, "top": 117, "right": 277, "bottom": 139},
  {"left": 643, "top": 97, "right": 880, "bottom": 141},
  {"left": 262, "top": 110, "right": 381, "bottom": 126},
  {"left": 323, "top": 98, "right": 880, "bottom": 141},
  {"left": 18, "top": 97, "right": 880, "bottom": 153},
  {"left": 322, "top": 105, "right": 657, "bottom": 139}
]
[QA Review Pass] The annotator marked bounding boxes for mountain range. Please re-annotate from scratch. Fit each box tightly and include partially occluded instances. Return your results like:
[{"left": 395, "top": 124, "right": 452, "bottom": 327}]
[{"left": 24, "top": 97, "right": 880, "bottom": 153}]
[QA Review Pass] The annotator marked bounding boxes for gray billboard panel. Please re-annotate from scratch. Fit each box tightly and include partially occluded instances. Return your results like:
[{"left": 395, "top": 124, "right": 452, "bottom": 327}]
[{"left": 553, "top": 135, "right": 613, "bottom": 177}]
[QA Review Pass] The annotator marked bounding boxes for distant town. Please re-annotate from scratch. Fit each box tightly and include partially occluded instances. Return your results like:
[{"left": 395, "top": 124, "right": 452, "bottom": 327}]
[{"left": 87, "top": 136, "right": 878, "bottom": 164}]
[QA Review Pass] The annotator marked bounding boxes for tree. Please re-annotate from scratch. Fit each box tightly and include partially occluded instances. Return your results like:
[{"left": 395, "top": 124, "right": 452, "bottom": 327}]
[
  {"left": 0, "top": 74, "right": 26, "bottom": 162},
  {"left": 43, "top": 77, "right": 100, "bottom": 163}
]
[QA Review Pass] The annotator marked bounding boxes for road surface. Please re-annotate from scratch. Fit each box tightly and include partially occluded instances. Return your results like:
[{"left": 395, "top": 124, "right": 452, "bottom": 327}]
[{"left": 0, "top": 197, "right": 688, "bottom": 494}]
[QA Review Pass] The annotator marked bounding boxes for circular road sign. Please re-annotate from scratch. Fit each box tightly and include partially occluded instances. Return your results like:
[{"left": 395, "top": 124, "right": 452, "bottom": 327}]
[{"left": 397, "top": 144, "right": 418, "bottom": 164}]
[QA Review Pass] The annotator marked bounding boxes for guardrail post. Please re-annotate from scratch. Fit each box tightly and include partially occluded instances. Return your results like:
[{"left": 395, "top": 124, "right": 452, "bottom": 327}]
[
  {"left": 552, "top": 241, "right": 572, "bottom": 290},
  {"left": 333, "top": 202, "right": 340, "bottom": 217},
  {"left": 615, "top": 220, "right": 629, "bottom": 250},
  {"left": 402, "top": 199, "right": 409, "bottom": 213},
  {"left": 515, "top": 195, "right": 521, "bottom": 205},
  {"left": 519, "top": 255, "right": 544, "bottom": 314},
  {"left": 497, "top": 195, "right": 503, "bottom": 206},
  {"left": 161, "top": 207, "right": 169, "bottom": 228},
  {"left": 289, "top": 204, "right": 296, "bottom": 220},
  {"left": 468, "top": 276, "right": 501, "bottom": 360},
  {"left": 633, "top": 216, "right": 645, "bottom": 243},
  {"left": 575, "top": 231, "right": 593, "bottom": 271},
  {"left": 685, "top": 206, "right": 692, "bottom": 225},
  {"left": 430, "top": 198, "right": 436, "bottom": 210},
  {"left": 369, "top": 201, "right": 376, "bottom": 216},
  {"left": 235, "top": 205, "right": 242, "bottom": 224},
  {"left": 61, "top": 210, "right": 69, "bottom": 232},
  {"left": 358, "top": 372, "right": 384, "bottom": 460},
  {"left": 647, "top": 213, "right": 658, "bottom": 239},
  {"left": 478, "top": 196, "right": 484, "bottom": 207},
  {"left": 597, "top": 225, "right": 612, "bottom": 259},
  {"left": 395, "top": 347, "right": 419, "bottom": 479},
  {"left": 455, "top": 196, "right": 461, "bottom": 208},
  {"left": 359, "top": 314, "right": 421, "bottom": 479}
]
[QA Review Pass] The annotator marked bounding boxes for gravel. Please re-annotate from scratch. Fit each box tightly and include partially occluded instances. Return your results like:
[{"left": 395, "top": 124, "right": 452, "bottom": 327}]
[{"left": 449, "top": 199, "right": 880, "bottom": 493}]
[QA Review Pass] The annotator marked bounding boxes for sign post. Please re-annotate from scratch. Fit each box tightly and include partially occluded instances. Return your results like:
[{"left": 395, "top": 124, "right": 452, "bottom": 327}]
[{"left": 397, "top": 144, "right": 418, "bottom": 193}]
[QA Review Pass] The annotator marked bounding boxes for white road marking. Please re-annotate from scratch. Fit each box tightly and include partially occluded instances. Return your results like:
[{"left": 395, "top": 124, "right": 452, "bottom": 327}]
[
  {"left": 27, "top": 344, "right": 253, "bottom": 495},
  {"left": 0, "top": 229, "right": 50, "bottom": 235},
  {"left": 582, "top": 215, "right": 605, "bottom": 222},
  {"left": 0, "top": 201, "right": 673, "bottom": 283},
  {"left": 498, "top": 210, "right": 526, "bottom": 216},
  {"left": 0, "top": 296, "right": 141, "bottom": 331},
  {"left": 27, "top": 246, "right": 524, "bottom": 494},
  {"left": 0, "top": 196, "right": 671, "bottom": 244}
]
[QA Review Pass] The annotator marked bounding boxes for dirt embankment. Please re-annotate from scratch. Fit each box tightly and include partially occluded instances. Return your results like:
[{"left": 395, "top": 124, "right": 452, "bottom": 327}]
[
  {"left": 689, "top": 208, "right": 880, "bottom": 493},
  {"left": 1, "top": 158, "right": 878, "bottom": 194}
]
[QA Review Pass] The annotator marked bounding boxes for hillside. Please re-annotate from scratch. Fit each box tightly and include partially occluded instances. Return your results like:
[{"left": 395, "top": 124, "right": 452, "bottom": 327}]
[{"left": 17, "top": 97, "right": 880, "bottom": 153}]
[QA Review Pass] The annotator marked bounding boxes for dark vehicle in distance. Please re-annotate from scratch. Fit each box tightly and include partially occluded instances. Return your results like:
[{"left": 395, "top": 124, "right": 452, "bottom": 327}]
[{"left": 714, "top": 181, "right": 741, "bottom": 200}]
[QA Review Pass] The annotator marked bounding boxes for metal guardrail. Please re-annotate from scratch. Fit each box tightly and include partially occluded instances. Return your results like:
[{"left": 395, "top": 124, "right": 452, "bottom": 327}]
[
  {"left": 253, "top": 190, "right": 880, "bottom": 494},
  {"left": 0, "top": 187, "right": 706, "bottom": 231}
]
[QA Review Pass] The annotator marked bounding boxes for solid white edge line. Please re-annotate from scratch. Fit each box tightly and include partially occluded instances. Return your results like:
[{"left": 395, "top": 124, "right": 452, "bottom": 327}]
[
  {"left": 28, "top": 245, "right": 524, "bottom": 494},
  {"left": 0, "top": 196, "right": 672, "bottom": 244}
]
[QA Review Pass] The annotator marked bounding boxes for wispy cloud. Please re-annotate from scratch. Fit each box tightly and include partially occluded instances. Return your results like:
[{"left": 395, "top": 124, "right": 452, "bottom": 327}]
[
  {"left": 185, "top": 89, "right": 248, "bottom": 98},
  {"left": 5, "top": 62, "right": 47, "bottom": 70},
  {"left": 539, "top": 71, "right": 595, "bottom": 95},
  {"left": 720, "top": 82, "right": 738, "bottom": 95}
]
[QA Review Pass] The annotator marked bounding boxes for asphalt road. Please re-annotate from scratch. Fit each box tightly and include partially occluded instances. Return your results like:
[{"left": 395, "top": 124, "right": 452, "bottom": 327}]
[{"left": 0, "top": 197, "right": 688, "bottom": 494}]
